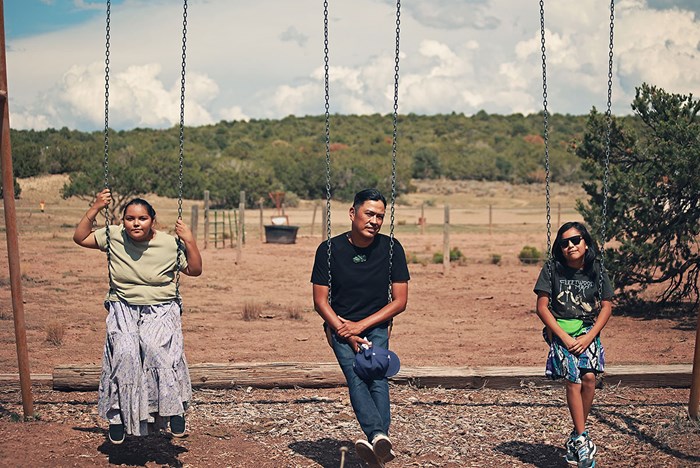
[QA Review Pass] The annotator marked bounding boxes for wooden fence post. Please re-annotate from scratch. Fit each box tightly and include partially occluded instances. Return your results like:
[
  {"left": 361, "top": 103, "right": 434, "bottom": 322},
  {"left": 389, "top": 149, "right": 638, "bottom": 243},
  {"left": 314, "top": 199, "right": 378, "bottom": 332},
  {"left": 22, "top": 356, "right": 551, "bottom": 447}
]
[
  {"left": 443, "top": 205, "right": 450, "bottom": 275},
  {"left": 191, "top": 205, "right": 198, "bottom": 241},
  {"left": 203, "top": 190, "right": 210, "bottom": 249},
  {"left": 239, "top": 191, "right": 246, "bottom": 245}
]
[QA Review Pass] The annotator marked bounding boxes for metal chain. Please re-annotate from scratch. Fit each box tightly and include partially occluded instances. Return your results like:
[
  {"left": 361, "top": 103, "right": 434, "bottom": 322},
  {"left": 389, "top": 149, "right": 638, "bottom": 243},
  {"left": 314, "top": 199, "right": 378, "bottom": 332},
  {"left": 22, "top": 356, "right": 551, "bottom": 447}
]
[
  {"left": 103, "top": 0, "right": 114, "bottom": 293},
  {"left": 539, "top": 0, "right": 554, "bottom": 307},
  {"left": 323, "top": 0, "right": 333, "bottom": 304},
  {"left": 388, "top": 0, "right": 401, "bottom": 304},
  {"left": 599, "top": 0, "right": 615, "bottom": 301},
  {"left": 175, "top": 0, "right": 188, "bottom": 305}
]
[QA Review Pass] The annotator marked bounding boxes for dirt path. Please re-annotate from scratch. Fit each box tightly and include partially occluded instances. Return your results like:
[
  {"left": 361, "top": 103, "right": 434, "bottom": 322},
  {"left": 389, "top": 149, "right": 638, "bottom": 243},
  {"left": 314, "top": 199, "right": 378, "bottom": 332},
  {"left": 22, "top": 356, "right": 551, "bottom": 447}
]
[{"left": 0, "top": 175, "right": 698, "bottom": 466}]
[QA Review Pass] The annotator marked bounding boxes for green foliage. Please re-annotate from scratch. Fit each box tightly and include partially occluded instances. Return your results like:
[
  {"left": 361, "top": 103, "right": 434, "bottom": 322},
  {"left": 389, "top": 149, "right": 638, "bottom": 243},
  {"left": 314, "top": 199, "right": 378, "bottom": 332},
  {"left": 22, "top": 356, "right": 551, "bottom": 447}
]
[
  {"left": 518, "top": 246, "right": 542, "bottom": 264},
  {"left": 432, "top": 247, "right": 464, "bottom": 264},
  {"left": 0, "top": 177, "right": 21, "bottom": 199},
  {"left": 576, "top": 83, "right": 700, "bottom": 306},
  {"left": 12, "top": 112, "right": 602, "bottom": 203},
  {"left": 490, "top": 253, "right": 502, "bottom": 265}
]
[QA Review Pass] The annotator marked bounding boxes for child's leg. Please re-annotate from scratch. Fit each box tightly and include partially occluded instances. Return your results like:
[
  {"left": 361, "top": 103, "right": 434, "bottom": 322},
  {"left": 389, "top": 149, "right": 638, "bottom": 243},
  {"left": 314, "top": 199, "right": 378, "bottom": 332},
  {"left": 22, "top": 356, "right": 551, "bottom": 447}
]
[
  {"left": 565, "top": 381, "right": 586, "bottom": 435},
  {"left": 580, "top": 372, "right": 596, "bottom": 424}
]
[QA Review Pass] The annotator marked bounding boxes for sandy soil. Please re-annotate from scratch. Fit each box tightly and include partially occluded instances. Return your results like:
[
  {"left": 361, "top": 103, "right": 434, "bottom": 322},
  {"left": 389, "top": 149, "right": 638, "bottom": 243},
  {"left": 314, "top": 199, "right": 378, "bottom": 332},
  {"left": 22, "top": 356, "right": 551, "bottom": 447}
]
[{"left": 0, "top": 175, "right": 698, "bottom": 467}]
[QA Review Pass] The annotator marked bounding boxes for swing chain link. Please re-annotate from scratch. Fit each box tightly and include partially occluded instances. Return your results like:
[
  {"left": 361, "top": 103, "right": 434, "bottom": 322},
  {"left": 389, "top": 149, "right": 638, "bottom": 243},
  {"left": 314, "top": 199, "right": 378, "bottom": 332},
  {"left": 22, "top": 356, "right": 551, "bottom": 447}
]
[
  {"left": 103, "top": 0, "right": 114, "bottom": 293},
  {"left": 323, "top": 0, "right": 333, "bottom": 304},
  {"left": 539, "top": 0, "right": 553, "bottom": 307},
  {"left": 175, "top": 0, "right": 189, "bottom": 304},
  {"left": 599, "top": 0, "right": 615, "bottom": 300},
  {"left": 388, "top": 0, "right": 401, "bottom": 303}
]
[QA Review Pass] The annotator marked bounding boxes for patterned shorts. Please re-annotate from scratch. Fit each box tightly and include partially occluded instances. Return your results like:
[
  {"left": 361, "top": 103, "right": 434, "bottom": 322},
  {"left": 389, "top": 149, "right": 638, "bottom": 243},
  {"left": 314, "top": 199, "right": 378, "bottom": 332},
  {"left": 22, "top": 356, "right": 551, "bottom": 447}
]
[{"left": 543, "top": 326, "right": 605, "bottom": 384}]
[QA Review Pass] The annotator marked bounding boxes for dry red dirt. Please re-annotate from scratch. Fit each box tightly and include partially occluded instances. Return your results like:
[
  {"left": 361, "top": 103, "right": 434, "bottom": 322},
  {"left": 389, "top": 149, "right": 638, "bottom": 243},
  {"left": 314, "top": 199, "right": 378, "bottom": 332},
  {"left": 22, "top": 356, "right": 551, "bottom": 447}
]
[{"left": 1, "top": 175, "right": 698, "bottom": 466}]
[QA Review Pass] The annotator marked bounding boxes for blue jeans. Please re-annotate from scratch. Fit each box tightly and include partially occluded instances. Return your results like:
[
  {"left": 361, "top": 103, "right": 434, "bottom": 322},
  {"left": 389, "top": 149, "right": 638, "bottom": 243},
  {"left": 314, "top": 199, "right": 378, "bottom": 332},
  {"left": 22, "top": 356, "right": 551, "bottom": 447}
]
[{"left": 330, "top": 325, "right": 391, "bottom": 440}]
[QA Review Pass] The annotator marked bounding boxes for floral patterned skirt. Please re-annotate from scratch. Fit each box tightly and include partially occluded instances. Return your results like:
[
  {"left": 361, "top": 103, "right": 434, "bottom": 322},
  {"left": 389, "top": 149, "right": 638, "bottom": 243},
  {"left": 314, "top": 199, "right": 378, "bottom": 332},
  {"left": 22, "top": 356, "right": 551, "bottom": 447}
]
[{"left": 98, "top": 300, "right": 191, "bottom": 436}]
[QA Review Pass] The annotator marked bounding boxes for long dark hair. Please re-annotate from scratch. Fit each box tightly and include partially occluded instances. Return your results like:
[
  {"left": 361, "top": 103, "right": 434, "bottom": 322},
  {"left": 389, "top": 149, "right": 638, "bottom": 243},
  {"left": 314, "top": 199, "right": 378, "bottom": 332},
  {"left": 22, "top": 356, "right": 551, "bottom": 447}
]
[
  {"left": 552, "top": 221, "right": 598, "bottom": 272},
  {"left": 122, "top": 198, "right": 156, "bottom": 220}
]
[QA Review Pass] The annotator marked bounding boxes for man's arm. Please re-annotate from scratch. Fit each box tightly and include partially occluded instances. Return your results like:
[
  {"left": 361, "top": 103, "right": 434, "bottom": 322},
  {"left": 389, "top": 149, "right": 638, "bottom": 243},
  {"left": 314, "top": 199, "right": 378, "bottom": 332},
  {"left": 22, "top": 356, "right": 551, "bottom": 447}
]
[{"left": 335, "top": 281, "right": 408, "bottom": 339}]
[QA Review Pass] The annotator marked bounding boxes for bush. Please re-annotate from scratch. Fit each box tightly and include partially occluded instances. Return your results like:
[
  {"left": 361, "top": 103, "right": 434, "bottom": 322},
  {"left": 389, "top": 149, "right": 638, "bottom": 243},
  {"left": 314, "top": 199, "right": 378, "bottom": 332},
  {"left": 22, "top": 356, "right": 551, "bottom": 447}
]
[
  {"left": 518, "top": 246, "right": 542, "bottom": 264},
  {"left": 45, "top": 320, "right": 65, "bottom": 346},
  {"left": 241, "top": 302, "right": 262, "bottom": 321},
  {"left": 490, "top": 253, "right": 502, "bottom": 265},
  {"left": 433, "top": 247, "right": 464, "bottom": 264}
]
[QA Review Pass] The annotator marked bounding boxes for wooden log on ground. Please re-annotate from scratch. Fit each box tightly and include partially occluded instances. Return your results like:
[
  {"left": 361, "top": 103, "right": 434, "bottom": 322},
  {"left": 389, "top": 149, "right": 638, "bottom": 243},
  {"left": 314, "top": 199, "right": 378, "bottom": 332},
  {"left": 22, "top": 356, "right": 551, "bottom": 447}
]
[{"left": 47, "top": 363, "right": 694, "bottom": 392}]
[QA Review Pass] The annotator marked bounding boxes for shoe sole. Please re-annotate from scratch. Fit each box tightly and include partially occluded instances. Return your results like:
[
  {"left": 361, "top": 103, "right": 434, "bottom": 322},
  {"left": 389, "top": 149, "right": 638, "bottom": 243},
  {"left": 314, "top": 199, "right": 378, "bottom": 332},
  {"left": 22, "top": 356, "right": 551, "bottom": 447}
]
[
  {"left": 356, "top": 441, "right": 384, "bottom": 467},
  {"left": 373, "top": 437, "right": 393, "bottom": 461}
]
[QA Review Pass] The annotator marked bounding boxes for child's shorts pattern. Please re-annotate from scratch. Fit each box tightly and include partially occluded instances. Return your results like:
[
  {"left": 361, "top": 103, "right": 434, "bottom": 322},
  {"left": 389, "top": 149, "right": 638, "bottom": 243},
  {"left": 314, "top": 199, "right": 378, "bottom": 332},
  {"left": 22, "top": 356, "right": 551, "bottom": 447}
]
[{"left": 543, "top": 326, "right": 605, "bottom": 384}]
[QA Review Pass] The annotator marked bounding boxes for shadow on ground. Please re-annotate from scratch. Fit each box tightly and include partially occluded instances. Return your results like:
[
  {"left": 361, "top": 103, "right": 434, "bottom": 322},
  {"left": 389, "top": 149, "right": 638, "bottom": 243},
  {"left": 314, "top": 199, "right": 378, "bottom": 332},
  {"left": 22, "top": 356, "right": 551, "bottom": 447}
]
[
  {"left": 289, "top": 438, "right": 362, "bottom": 468},
  {"left": 494, "top": 441, "right": 568, "bottom": 468},
  {"left": 75, "top": 426, "right": 188, "bottom": 467}
]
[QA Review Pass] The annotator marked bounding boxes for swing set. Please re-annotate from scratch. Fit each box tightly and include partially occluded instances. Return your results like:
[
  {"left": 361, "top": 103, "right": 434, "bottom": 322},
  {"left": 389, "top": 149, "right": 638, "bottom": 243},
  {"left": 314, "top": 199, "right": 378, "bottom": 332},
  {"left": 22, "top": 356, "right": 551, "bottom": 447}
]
[{"left": 0, "top": 0, "right": 699, "bottom": 425}]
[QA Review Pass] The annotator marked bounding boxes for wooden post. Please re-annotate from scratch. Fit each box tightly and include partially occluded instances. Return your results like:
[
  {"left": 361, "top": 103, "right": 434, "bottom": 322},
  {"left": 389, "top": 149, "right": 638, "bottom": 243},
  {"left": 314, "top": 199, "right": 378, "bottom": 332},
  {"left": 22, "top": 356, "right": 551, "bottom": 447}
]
[
  {"left": 0, "top": 1, "right": 34, "bottom": 418},
  {"left": 420, "top": 203, "right": 425, "bottom": 235},
  {"left": 190, "top": 205, "right": 199, "bottom": 241},
  {"left": 489, "top": 204, "right": 493, "bottom": 236},
  {"left": 213, "top": 210, "right": 219, "bottom": 248},
  {"left": 311, "top": 202, "right": 318, "bottom": 237},
  {"left": 227, "top": 211, "right": 234, "bottom": 248},
  {"left": 689, "top": 306, "right": 700, "bottom": 419},
  {"left": 259, "top": 198, "right": 264, "bottom": 242},
  {"left": 443, "top": 205, "right": 450, "bottom": 275},
  {"left": 203, "top": 190, "right": 210, "bottom": 249},
  {"left": 239, "top": 191, "right": 246, "bottom": 245},
  {"left": 236, "top": 207, "right": 243, "bottom": 264}
]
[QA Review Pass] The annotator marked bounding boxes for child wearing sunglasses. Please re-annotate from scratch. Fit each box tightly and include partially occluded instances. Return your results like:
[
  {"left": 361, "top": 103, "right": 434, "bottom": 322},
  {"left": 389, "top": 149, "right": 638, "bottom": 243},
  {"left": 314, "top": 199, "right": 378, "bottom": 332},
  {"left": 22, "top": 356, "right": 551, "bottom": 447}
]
[{"left": 533, "top": 221, "right": 613, "bottom": 468}]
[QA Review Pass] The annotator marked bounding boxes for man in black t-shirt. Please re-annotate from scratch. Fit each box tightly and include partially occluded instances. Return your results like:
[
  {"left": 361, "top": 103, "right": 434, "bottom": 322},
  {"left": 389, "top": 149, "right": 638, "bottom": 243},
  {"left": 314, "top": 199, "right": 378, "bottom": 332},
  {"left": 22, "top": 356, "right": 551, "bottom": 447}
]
[{"left": 312, "top": 189, "right": 410, "bottom": 466}]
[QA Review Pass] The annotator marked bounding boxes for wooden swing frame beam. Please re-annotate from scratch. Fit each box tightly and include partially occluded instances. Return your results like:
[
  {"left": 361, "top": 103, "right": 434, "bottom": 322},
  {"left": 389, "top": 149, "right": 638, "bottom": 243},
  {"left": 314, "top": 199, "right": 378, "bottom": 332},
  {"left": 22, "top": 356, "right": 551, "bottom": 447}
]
[{"left": 0, "top": 0, "right": 34, "bottom": 419}]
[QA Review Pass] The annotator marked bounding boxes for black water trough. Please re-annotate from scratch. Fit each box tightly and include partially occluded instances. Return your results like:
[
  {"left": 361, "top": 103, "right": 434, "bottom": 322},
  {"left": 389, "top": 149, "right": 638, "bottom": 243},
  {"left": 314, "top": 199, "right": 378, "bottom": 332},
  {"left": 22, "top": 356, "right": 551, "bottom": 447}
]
[{"left": 264, "top": 225, "right": 299, "bottom": 244}]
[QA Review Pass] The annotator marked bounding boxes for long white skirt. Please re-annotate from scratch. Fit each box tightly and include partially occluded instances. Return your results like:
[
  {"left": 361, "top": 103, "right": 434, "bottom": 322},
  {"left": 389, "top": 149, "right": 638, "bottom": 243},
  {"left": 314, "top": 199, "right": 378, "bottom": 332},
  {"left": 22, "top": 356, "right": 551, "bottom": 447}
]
[{"left": 97, "top": 300, "right": 192, "bottom": 436}]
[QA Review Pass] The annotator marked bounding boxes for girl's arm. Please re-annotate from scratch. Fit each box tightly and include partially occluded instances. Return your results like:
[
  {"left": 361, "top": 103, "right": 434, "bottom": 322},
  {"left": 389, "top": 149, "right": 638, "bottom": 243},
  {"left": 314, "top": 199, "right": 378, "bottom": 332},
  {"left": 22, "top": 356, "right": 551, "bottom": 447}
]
[
  {"left": 175, "top": 219, "right": 202, "bottom": 276},
  {"left": 535, "top": 293, "right": 578, "bottom": 349},
  {"left": 73, "top": 189, "right": 111, "bottom": 249},
  {"left": 575, "top": 299, "right": 612, "bottom": 348}
]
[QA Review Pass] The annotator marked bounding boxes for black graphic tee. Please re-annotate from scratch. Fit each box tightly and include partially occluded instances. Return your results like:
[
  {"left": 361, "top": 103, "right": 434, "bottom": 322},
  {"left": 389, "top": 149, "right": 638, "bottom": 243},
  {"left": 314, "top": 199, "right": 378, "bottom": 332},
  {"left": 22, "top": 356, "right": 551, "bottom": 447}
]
[
  {"left": 534, "top": 260, "right": 613, "bottom": 323},
  {"left": 311, "top": 232, "right": 410, "bottom": 322}
]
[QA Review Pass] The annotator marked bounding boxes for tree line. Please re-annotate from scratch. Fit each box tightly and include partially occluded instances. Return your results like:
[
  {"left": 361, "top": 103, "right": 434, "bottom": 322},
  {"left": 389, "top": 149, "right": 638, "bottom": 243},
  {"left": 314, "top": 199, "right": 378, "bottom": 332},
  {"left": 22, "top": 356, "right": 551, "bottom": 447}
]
[{"left": 7, "top": 112, "right": 610, "bottom": 206}]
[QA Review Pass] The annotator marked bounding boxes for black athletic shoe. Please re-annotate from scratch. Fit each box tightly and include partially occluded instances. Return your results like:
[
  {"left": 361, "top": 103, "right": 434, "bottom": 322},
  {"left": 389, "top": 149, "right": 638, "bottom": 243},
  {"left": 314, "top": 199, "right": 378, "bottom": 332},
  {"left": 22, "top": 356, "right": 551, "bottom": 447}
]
[
  {"left": 108, "top": 423, "right": 125, "bottom": 444},
  {"left": 170, "top": 415, "right": 186, "bottom": 437}
]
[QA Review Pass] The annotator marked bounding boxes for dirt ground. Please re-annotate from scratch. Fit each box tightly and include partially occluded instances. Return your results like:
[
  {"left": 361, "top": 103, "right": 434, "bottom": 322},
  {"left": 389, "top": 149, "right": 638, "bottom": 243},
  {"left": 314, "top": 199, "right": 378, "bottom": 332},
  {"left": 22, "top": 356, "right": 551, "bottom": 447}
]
[{"left": 0, "top": 175, "right": 698, "bottom": 466}]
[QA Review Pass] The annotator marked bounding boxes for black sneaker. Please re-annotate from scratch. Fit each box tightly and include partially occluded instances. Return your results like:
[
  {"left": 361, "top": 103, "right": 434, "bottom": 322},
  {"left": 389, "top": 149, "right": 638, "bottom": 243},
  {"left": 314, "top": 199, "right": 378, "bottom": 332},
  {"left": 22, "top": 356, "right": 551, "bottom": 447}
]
[
  {"left": 108, "top": 423, "right": 125, "bottom": 444},
  {"left": 170, "top": 415, "right": 186, "bottom": 437}
]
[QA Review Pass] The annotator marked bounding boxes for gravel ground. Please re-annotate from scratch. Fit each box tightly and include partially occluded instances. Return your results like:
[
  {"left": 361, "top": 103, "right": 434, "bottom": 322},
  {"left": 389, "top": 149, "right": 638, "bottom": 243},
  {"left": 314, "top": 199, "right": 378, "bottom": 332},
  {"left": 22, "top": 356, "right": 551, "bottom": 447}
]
[{"left": 1, "top": 384, "right": 699, "bottom": 467}]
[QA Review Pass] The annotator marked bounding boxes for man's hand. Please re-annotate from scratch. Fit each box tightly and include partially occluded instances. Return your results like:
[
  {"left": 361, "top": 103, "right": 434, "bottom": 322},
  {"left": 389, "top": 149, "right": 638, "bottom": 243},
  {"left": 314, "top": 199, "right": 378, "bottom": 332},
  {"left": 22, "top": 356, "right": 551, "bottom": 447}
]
[
  {"left": 336, "top": 317, "right": 366, "bottom": 339},
  {"left": 346, "top": 335, "right": 371, "bottom": 353}
]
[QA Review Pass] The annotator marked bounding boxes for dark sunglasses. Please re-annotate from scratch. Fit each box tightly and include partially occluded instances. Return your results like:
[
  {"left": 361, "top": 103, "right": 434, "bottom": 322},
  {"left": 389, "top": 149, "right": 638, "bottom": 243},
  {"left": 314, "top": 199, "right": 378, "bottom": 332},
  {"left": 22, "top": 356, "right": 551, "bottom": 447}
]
[{"left": 559, "top": 235, "right": 583, "bottom": 248}]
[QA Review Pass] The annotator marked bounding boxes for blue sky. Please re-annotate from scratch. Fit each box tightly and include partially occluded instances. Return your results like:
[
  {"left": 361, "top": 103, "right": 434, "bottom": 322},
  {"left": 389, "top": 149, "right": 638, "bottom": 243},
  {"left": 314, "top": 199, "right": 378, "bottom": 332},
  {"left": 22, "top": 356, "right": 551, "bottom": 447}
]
[{"left": 5, "top": 0, "right": 700, "bottom": 131}]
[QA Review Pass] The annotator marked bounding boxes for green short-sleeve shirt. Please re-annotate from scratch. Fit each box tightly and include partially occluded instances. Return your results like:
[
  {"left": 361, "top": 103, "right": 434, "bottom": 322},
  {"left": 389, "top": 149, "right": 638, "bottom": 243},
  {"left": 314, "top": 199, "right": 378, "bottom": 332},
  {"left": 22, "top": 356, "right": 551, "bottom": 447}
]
[{"left": 94, "top": 225, "right": 188, "bottom": 305}]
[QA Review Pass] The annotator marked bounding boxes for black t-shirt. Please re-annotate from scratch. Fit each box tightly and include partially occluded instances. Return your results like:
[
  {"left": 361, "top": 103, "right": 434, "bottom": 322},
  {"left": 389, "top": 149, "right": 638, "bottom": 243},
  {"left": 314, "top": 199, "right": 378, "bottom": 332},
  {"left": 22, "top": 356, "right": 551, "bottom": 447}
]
[
  {"left": 534, "top": 260, "right": 613, "bottom": 323},
  {"left": 311, "top": 232, "right": 410, "bottom": 322}
]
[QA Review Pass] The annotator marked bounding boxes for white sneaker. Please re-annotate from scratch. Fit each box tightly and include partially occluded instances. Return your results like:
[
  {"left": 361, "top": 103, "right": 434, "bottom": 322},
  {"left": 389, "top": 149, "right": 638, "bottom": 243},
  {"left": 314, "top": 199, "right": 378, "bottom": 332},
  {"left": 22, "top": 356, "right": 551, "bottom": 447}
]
[
  {"left": 372, "top": 434, "right": 394, "bottom": 463},
  {"left": 355, "top": 439, "right": 384, "bottom": 467}
]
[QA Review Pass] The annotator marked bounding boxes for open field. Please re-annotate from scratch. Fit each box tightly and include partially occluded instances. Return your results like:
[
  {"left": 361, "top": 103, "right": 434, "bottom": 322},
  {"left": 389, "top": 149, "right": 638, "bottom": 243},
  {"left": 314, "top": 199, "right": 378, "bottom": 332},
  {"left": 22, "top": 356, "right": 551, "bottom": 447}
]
[{"left": 0, "top": 175, "right": 698, "bottom": 467}]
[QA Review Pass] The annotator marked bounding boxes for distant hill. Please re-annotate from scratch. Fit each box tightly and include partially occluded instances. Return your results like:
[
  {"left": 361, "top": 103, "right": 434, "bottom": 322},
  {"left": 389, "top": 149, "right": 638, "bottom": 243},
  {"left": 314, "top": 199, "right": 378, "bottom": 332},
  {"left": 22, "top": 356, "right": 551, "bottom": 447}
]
[{"left": 9, "top": 112, "right": 632, "bottom": 207}]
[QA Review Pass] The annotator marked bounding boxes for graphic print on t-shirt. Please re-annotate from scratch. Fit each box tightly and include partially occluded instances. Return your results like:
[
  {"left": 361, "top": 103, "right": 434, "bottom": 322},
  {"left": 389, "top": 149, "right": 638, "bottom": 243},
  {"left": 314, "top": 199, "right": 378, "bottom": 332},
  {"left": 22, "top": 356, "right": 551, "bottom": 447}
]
[{"left": 556, "top": 278, "right": 594, "bottom": 315}]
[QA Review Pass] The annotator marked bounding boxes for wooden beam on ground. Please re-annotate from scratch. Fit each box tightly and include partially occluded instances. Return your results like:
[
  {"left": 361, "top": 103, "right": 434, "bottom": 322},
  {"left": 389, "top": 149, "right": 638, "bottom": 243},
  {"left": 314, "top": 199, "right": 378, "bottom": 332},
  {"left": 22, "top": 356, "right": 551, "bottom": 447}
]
[{"left": 43, "top": 363, "right": 694, "bottom": 392}]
